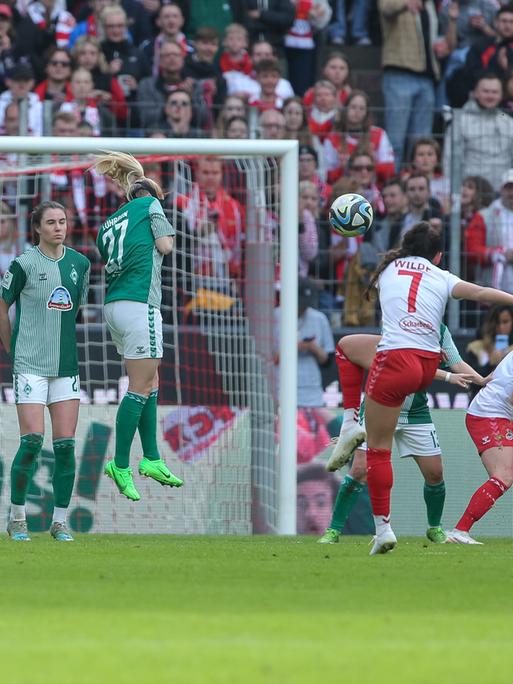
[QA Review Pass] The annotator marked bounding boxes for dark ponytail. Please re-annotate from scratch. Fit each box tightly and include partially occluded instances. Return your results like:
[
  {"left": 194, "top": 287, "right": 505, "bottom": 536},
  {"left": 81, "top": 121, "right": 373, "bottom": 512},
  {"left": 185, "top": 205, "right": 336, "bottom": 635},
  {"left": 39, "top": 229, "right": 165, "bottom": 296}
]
[{"left": 364, "top": 221, "right": 443, "bottom": 299}]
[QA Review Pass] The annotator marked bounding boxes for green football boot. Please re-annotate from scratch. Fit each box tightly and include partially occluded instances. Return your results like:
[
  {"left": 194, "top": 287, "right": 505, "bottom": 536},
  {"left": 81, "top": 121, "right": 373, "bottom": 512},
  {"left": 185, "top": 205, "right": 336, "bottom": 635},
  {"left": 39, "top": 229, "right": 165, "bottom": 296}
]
[
  {"left": 50, "top": 521, "right": 74, "bottom": 542},
  {"left": 317, "top": 528, "right": 340, "bottom": 544},
  {"left": 7, "top": 519, "right": 30, "bottom": 541},
  {"left": 104, "top": 461, "right": 141, "bottom": 501},
  {"left": 426, "top": 526, "right": 447, "bottom": 544},
  {"left": 138, "top": 457, "right": 184, "bottom": 487}
]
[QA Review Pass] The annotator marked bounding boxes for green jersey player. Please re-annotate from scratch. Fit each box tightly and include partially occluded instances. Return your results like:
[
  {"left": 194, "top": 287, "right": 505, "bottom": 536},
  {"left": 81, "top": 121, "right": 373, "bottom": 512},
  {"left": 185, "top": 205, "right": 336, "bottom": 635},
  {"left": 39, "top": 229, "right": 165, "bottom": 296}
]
[
  {"left": 93, "top": 151, "right": 183, "bottom": 501},
  {"left": 319, "top": 325, "right": 485, "bottom": 545},
  {"left": 0, "top": 201, "right": 90, "bottom": 542}
]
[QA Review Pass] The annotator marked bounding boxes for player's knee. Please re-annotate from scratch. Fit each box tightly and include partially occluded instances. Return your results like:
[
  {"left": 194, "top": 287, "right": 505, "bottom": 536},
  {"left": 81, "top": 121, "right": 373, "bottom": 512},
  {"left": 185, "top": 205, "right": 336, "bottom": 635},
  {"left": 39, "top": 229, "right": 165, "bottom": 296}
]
[
  {"left": 350, "top": 454, "right": 367, "bottom": 483},
  {"left": 495, "top": 471, "right": 513, "bottom": 489},
  {"left": 424, "top": 468, "right": 444, "bottom": 485},
  {"left": 21, "top": 432, "right": 44, "bottom": 455}
]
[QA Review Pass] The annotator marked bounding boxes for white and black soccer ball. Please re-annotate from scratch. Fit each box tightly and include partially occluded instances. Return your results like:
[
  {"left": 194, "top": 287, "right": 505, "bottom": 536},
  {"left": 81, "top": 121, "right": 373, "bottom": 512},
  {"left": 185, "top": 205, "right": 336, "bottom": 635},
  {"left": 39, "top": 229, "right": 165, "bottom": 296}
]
[{"left": 328, "top": 193, "right": 373, "bottom": 237}]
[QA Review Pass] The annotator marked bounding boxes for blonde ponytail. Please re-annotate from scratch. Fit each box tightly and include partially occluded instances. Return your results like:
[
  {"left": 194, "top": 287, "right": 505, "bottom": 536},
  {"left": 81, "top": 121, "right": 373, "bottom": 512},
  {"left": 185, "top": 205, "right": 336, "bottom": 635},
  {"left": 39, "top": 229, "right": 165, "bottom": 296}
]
[{"left": 91, "top": 150, "right": 164, "bottom": 200}]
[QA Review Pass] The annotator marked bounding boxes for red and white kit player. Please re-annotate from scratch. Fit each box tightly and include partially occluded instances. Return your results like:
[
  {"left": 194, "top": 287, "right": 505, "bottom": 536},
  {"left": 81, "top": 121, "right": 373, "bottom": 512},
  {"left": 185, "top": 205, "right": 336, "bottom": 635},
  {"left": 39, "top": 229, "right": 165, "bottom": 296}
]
[
  {"left": 447, "top": 351, "right": 513, "bottom": 544},
  {"left": 328, "top": 222, "right": 513, "bottom": 555}
]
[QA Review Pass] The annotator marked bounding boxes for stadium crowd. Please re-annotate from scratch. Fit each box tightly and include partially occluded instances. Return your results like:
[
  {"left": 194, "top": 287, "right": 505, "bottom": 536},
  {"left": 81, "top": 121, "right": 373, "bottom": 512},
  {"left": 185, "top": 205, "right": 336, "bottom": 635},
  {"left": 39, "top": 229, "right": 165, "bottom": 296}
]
[{"left": 2, "top": 0, "right": 513, "bottom": 334}]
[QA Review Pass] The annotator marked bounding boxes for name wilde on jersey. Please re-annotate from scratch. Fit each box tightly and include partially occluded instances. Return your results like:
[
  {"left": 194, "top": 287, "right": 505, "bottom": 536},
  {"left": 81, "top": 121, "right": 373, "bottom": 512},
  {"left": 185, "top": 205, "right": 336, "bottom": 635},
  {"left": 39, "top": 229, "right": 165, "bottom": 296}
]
[{"left": 394, "top": 259, "right": 434, "bottom": 336}]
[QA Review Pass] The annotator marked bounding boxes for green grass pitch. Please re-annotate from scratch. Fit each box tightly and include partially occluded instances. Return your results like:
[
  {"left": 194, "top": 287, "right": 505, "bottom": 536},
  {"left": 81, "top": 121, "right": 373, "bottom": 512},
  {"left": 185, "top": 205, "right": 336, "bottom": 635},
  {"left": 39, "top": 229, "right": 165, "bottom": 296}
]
[{"left": 1, "top": 535, "right": 513, "bottom": 684}]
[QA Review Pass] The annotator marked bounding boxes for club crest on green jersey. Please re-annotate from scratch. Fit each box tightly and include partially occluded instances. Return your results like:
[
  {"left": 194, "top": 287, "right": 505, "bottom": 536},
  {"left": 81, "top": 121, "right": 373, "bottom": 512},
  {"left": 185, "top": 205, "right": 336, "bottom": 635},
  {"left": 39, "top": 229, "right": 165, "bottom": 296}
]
[
  {"left": 70, "top": 265, "right": 78, "bottom": 285},
  {"left": 2, "top": 271, "right": 12, "bottom": 289},
  {"left": 47, "top": 286, "right": 73, "bottom": 311}
]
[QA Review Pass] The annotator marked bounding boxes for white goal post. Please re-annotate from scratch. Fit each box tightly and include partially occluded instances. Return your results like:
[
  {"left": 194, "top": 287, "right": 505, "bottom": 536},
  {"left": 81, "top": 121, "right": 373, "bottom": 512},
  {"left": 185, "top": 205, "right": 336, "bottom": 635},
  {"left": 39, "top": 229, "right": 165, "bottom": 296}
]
[{"left": 0, "top": 136, "right": 299, "bottom": 535}]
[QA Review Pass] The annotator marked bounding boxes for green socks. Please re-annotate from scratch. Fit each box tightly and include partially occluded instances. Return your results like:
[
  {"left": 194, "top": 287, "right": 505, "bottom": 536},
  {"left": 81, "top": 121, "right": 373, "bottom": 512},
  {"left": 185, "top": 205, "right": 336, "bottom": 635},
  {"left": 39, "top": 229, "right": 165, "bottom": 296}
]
[
  {"left": 424, "top": 480, "right": 446, "bottom": 527},
  {"left": 115, "top": 391, "right": 148, "bottom": 468},
  {"left": 10, "top": 432, "right": 44, "bottom": 506},
  {"left": 137, "top": 388, "right": 160, "bottom": 461},
  {"left": 52, "top": 438, "right": 76, "bottom": 508},
  {"left": 329, "top": 475, "right": 365, "bottom": 533}
]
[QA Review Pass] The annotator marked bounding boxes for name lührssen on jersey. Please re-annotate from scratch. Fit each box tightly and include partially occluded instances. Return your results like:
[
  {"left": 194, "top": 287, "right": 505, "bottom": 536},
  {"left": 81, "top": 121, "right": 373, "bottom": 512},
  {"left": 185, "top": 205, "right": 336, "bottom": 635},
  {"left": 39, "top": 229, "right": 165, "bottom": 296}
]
[
  {"left": 394, "top": 260, "right": 431, "bottom": 271},
  {"left": 103, "top": 210, "right": 128, "bottom": 229}
]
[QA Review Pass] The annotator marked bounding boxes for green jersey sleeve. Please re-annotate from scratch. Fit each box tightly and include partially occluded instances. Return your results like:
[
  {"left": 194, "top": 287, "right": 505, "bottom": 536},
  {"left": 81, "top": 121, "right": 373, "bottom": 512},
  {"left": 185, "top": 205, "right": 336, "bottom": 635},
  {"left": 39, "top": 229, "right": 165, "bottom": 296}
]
[
  {"left": 440, "top": 324, "right": 462, "bottom": 367},
  {"left": 1, "top": 260, "right": 27, "bottom": 307},
  {"left": 149, "top": 198, "right": 175, "bottom": 239}
]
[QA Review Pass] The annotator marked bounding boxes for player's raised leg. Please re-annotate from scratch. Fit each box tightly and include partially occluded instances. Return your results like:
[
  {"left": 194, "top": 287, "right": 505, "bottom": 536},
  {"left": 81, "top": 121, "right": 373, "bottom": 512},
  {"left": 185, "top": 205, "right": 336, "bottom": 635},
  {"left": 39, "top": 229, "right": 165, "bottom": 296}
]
[
  {"left": 327, "top": 335, "right": 379, "bottom": 471},
  {"left": 48, "top": 396, "right": 80, "bottom": 541},
  {"left": 319, "top": 448, "right": 367, "bottom": 543},
  {"left": 137, "top": 366, "right": 183, "bottom": 487}
]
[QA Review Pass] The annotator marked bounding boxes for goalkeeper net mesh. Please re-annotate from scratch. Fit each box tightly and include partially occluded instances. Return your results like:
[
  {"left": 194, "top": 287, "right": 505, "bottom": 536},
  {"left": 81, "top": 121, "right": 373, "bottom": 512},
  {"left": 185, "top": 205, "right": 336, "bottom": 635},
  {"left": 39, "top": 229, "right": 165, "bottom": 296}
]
[{"left": 0, "top": 150, "right": 281, "bottom": 534}]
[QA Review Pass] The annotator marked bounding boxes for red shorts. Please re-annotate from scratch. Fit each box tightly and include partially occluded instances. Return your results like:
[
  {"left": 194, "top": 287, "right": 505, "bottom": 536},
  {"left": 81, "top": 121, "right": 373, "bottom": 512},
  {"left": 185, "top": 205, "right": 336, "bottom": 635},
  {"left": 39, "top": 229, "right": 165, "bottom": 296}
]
[
  {"left": 466, "top": 414, "right": 513, "bottom": 454},
  {"left": 365, "top": 348, "right": 441, "bottom": 407}
]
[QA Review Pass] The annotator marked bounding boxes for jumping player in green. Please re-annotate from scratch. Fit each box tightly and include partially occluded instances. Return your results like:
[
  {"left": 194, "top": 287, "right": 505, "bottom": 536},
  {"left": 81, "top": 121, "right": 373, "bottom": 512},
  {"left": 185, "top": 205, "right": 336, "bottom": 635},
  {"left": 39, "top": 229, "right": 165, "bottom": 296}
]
[
  {"left": 92, "top": 151, "right": 183, "bottom": 501},
  {"left": 0, "top": 201, "right": 90, "bottom": 541},
  {"left": 319, "top": 325, "right": 484, "bottom": 544}
]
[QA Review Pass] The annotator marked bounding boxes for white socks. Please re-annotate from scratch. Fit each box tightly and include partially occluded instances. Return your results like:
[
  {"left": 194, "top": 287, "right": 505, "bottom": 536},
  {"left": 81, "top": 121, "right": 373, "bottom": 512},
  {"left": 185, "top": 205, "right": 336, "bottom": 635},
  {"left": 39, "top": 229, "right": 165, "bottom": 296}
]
[
  {"left": 10, "top": 504, "right": 26, "bottom": 521},
  {"left": 52, "top": 507, "right": 68, "bottom": 524},
  {"left": 374, "top": 515, "right": 392, "bottom": 537}
]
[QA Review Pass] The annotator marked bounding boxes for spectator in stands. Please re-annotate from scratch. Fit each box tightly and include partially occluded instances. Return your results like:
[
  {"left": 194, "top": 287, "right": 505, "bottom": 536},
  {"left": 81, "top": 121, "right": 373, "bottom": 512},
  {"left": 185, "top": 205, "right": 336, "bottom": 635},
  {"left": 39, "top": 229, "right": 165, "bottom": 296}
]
[
  {"left": 248, "top": 58, "right": 284, "bottom": 112},
  {"left": 443, "top": 71, "right": 513, "bottom": 192},
  {"left": 215, "top": 95, "right": 246, "bottom": 138},
  {"left": 306, "top": 79, "right": 339, "bottom": 145},
  {"left": 284, "top": 0, "right": 332, "bottom": 96},
  {"left": 379, "top": 0, "right": 441, "bottom": 170},
  {"left": 283, "top": 96, "right": 311, "bottom": 145},
  {"left": 27, "top": 0, "right": 75, "bottom": 49},
  {"left": 60, "top": 67, "right": 116, "bottom": 135},
  {"left": 219, "top": 23, "right": 252, "bottom": 76},
  {"left": 72, "top": 35, "right": 127, "bottom": 127},
  {"left": 0, "top": 4, "right": 37, "bottom": 92},
  {"left": 0, "top": 63, "right": 42, "bottom": 135},
  {"left": 0, "top": 2, "right": 48, "bottom": 84},
  {"left": 183, "top": 26, "right": 226, "bottom": 118},
  {"left": 137, "top": 38, "right": 207, "bottom": 128},
  {"left": 299, "top": 181, "right": 319, "bottom": 277},
  {"left": 324, "top": 89, "right": 395, "bottom": 187},
  {"left": 465, "top": 169, "right": 513, "bottom": 292},
  {"left": 466, "top": 304, "right": 513, "bottom": 377},
  {"left": 438, "top": 1, "right": 496, "bottom": 108},
  {"left": 52, "top": 109, "right": 78, "bottom": 136},
  {"left": 371, "top": 177, "right": 407, "bottom": 253},
  {"left": 0, "top": 201, "right": 17, "bottom": 285},
  {"left": 160, "top": 88, "right": 203, "bottom": 138},
  {"left": 459, "top": 174, "right": 494, "bottom": 281},
  {"left": 225, "top": 39, "right": 295, "bottom": 99},
  {"left": 34, "top": 46, "right": 72, "bottom": 107},
  {"left": 346, "top": 148, "right": 384, "bottom": 216},
  {"left": 405, "top": 138, "right": 450, "bottom": 213},
  {"left": 69, "top": 0, "right": 153, "bottom": 49},
  {"left": 329, "top": 0, "right": 372, "bottom": 45},
  {"left": 403, "top": 172, "right": 443, "bottom": 236},
  {"left": 181, "top": 157, "right": 245, "bottom": 280},
  {"left": 298, "top": 144, "right": 331, "bottom": 207},
  {"left": 225, "top": 115, "right": 249, "bottom": 139},
  {"left": 243, "top": 0, "right": 295, "bottom": 60},
  {"left": 258, "top": 108, "right": 287, "bottom": 139},
  {"left": 142, "top": 2, "right": 188, "bottom": 75},
  {"left": 303, "top": 50, "right": 352, "bottom": 108},
  {"left": 450, "top": 3, "right": 513, "bottom": 107},
  {"left": 100, "top": 4, "right": 151, "bottom": 125},
  {"left": 1, "top": 99, "right": 18, "bottom": 134}
]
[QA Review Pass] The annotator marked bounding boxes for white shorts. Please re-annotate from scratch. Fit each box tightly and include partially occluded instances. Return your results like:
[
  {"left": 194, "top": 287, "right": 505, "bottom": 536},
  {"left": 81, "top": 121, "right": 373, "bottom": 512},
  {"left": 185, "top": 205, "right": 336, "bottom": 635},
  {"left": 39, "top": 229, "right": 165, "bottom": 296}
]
[
  {"left": 360, "top": 423, "right": 441, "bottom": 458},
  {"left": 14, "top": 373, "right": 80, "bottom": 405},
  {"left": 104, "top": 301, "right": 163, "bottom": 360}
]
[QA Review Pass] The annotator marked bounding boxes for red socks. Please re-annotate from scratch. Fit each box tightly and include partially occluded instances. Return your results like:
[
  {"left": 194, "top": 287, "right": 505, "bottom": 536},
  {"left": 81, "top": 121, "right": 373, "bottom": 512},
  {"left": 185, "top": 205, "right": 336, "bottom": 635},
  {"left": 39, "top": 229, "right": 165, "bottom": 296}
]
[
  {"left": 336, "top": 347, "right": 364, "bottom": 411},
  {"left": 456, "top": 477, "right": 508, "bottom": 532},
  {"left": 366, "top": 447, "right": 393, "bottom": 517}
]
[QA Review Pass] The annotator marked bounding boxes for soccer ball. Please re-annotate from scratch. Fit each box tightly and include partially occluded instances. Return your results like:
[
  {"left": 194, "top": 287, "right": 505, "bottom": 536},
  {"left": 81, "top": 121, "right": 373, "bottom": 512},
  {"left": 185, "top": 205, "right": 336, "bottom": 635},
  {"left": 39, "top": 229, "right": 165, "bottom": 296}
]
[{"left": 329, "top": 193, "right": 373, "bottom": 237}]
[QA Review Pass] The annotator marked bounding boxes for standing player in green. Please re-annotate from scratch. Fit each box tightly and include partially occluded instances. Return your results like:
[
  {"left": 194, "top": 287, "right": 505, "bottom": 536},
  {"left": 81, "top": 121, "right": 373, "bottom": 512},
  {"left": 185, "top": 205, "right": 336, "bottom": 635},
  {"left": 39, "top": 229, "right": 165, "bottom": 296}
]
[
  {"left": 92, "top": 151, "right": 183, "bottom": 501},
  {"left": 0, "top": 201, "right": 90, "bottom": 541},
  {"left": 319, "top": 326, "right": 484, "bottom": 544}
]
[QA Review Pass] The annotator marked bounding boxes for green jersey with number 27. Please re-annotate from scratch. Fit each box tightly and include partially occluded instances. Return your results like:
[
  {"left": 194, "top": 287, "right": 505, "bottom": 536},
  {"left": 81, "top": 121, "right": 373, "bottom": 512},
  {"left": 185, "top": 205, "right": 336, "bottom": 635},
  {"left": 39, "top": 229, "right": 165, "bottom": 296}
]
[{"left": 96, "top": 196, "right": 174, "bottom": 308}]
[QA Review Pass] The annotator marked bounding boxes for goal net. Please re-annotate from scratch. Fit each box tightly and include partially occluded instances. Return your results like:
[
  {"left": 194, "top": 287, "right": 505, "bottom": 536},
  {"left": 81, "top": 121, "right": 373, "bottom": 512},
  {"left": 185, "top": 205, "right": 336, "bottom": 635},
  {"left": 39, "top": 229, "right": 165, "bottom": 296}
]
[{"left": 0, "top": 137, "right": 298, "bottom": 535}]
